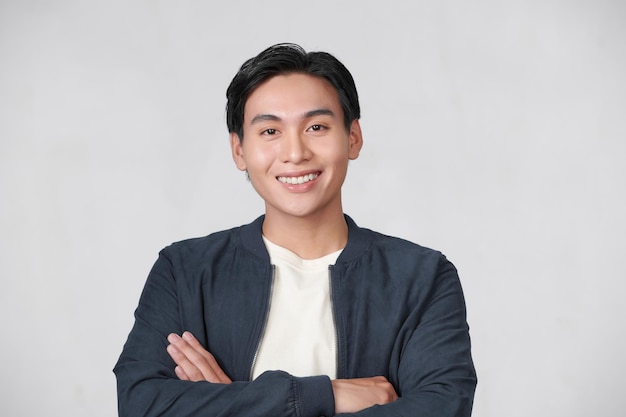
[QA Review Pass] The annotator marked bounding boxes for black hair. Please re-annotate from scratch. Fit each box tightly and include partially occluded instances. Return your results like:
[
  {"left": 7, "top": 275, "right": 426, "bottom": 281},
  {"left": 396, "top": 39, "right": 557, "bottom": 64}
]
[{"left": 226, "top": 43, "right": 360, "bottom": 140}]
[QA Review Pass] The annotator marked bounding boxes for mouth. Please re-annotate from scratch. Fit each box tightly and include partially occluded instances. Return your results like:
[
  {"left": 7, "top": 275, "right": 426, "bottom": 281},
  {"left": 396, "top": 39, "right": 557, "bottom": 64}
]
[{"left": 276, "top": 172, "right": 320, "bottom": 185}]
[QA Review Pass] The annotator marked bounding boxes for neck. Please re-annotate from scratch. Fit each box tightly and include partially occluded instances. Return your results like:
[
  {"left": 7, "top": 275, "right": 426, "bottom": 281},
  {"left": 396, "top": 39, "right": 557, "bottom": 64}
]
[{"left": 262, "top": 209, "right": 348, "bottom": 260}]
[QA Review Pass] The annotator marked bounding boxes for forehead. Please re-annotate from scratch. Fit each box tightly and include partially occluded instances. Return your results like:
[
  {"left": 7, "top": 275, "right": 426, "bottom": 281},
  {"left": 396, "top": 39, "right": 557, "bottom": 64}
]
[{"left": 243, "top": 73, "right": 342, "bottom": 122}]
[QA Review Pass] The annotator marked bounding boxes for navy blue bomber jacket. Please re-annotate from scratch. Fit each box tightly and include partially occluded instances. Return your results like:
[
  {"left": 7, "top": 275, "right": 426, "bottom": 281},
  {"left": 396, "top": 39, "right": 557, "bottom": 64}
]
[{"left": 114, "top": 215, "right": 477, "bottom": 416}]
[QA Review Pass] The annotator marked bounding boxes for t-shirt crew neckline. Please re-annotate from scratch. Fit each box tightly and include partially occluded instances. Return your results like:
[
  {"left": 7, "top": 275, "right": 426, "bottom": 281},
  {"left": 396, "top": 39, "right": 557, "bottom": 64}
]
[{"left": 262, "top": 236, "right": 344, "bottom": 269}]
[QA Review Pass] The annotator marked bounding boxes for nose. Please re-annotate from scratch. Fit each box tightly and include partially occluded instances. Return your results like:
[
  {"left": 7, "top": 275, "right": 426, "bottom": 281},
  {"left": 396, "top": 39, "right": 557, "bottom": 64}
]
[{"left": 279, "top": 130, "right": 312, "bottom": 163}]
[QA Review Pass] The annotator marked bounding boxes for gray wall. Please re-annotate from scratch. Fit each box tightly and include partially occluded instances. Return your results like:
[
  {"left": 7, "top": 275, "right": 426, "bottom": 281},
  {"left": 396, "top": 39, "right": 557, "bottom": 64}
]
[{"left": 1, "top": 1, "right": 625, "bottom": 416}]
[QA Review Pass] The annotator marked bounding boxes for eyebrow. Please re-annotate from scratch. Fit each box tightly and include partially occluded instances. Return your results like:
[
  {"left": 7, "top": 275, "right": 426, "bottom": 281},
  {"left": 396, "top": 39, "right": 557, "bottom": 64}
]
[
  {"left": 250, "top": 114, "right": 281, "bottom": 125},
  {"left": 250, "top": 108, "right": 336, "bottom": 125},
  {"left": 304, "top": 108, "right": 335, "bottom": 119}
]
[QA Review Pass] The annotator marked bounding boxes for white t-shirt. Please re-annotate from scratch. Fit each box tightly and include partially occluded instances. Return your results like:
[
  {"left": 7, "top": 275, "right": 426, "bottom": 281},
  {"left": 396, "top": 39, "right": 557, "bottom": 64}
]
[{"left": 251, "top": 237, "right": 342, "bottom": 379}]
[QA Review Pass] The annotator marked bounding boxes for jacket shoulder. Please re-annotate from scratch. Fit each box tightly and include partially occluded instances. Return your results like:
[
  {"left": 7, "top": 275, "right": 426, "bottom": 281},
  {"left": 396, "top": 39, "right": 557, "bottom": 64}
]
[
  {"left": 371, "top": 229, "right": 443, "bottom": 257},
  {"left": 158, "top": 216, "right": 266, "bottom": 265},
  {"left": 349, "top": 221, "right": 446, "bottom": 262},
  {"left": 162, "top": 226, "right": 239, "bottom": 258}
]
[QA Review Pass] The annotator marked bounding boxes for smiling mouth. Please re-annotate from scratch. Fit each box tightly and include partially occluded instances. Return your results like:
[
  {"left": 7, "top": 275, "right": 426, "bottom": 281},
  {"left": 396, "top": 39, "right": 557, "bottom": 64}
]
[{"left": 276, "top": 172, "right": 319, "bottom": 185}]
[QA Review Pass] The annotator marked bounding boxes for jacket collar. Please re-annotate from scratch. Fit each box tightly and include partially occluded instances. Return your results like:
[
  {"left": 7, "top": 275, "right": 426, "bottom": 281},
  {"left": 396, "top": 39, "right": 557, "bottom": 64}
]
[{"left": 239, "top": 214, "right": 373, "bottom": 265}]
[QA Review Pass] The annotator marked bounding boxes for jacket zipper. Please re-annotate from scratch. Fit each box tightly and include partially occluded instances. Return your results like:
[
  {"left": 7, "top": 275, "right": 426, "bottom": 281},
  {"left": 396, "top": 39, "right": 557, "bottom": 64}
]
[
  {"left": 249, "top": 264, "right": 276, "bottom": 381},
  {"left": 329, "top": 265, "right": 340, "bottom": 379}
]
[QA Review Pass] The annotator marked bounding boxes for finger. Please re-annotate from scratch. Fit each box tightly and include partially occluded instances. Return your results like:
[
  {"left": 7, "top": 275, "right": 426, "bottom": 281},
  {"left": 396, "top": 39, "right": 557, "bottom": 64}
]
[
  {"left": 166, "top": 342, "right": 187, "bottom": 367},
  {"left": 167, "top": 333, "right": 231, "bottom": 383},
  {"left": 181, "top": 332, "right": 232, "bottom": 383},
  {"left": 181, "top": 331, "right": 204, "bottom": 350},
  {"left": 174, "top": 365, "right": 189, "bottom": 381},
  {"left": 167, "top": 344, "right": 205, "bottom": 381}
]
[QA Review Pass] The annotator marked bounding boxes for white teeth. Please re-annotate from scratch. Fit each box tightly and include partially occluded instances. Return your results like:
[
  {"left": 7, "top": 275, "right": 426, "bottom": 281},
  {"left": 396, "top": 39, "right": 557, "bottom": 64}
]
[{"left": 277, "top": 173, "right": 319, "bottom": 184}]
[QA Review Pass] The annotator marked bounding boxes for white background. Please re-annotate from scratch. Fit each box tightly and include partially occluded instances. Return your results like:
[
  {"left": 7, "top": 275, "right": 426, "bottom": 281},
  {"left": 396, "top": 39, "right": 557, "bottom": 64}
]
[{"left": 1, "top": 1, "right": 625, "bottom": 416}]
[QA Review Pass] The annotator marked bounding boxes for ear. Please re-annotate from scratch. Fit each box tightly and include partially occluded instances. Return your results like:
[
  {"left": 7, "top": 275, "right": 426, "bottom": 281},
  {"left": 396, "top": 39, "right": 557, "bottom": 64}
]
[
  {"left": 347, "top": 119, "right": 363, "bottom": 160},
  {"left": 230, "top": 133, "right": 247, "bottom": 171}
]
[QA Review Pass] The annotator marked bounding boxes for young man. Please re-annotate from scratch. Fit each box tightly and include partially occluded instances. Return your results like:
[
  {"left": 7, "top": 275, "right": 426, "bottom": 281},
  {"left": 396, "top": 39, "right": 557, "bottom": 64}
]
[{"left": 114, "top": 43, "right": 476, "bottom": 416}]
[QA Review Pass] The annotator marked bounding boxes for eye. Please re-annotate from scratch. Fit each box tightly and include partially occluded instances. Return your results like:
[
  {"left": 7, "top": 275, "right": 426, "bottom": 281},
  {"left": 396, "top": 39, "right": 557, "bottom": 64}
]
[
  {"left": 261, "top": 128, "right": 277, "bottom": 136},
  {"left": 307, "top": 124, "right": 326, "bottom": 132}
]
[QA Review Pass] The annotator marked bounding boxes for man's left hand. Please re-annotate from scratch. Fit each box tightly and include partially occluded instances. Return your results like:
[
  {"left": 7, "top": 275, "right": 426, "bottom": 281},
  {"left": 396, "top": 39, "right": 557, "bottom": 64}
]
[{"left": 166, "top": 331, "right": 232, "bottom": 384}]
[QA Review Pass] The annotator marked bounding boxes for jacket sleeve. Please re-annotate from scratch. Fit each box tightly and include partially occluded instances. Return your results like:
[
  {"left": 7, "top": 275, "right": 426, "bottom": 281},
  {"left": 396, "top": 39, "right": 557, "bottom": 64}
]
[
  {"left": 113, "top": 251, "right": 335, "bottom": 417},
  {"left": 341, "top": 256, "right": 477, "bottom": 417}
]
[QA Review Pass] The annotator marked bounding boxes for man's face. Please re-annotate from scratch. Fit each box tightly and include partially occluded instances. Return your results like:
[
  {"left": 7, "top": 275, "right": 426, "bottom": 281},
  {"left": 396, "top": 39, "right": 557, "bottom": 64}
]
[{"left": 230, "top": 73, "right": 362, "bottom": 222}]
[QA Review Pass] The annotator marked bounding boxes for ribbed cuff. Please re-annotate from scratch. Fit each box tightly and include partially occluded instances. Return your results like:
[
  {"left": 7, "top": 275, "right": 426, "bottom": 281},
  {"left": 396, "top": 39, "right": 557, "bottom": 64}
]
[{"left": 294, "top": 374, "right": 335, "bottom": 417}]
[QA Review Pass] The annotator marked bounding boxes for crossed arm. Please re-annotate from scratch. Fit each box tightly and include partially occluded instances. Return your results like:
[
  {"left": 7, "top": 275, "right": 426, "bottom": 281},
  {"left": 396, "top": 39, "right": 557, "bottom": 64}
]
[
  {"left": 116, "top": 249, "right": 475, "bottom": 416},
  {"left": 166, "top": 331, "right": 398, "bottom": 414}
]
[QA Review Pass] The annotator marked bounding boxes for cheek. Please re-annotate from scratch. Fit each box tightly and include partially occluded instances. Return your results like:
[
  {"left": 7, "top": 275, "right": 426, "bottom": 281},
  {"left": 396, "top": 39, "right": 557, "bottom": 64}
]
[
  {"left": 323, "top": 145, "right": 350, "bottom": 167},
  {"left": 243, "top": 145, "right": 274, "bottom": 173}
]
